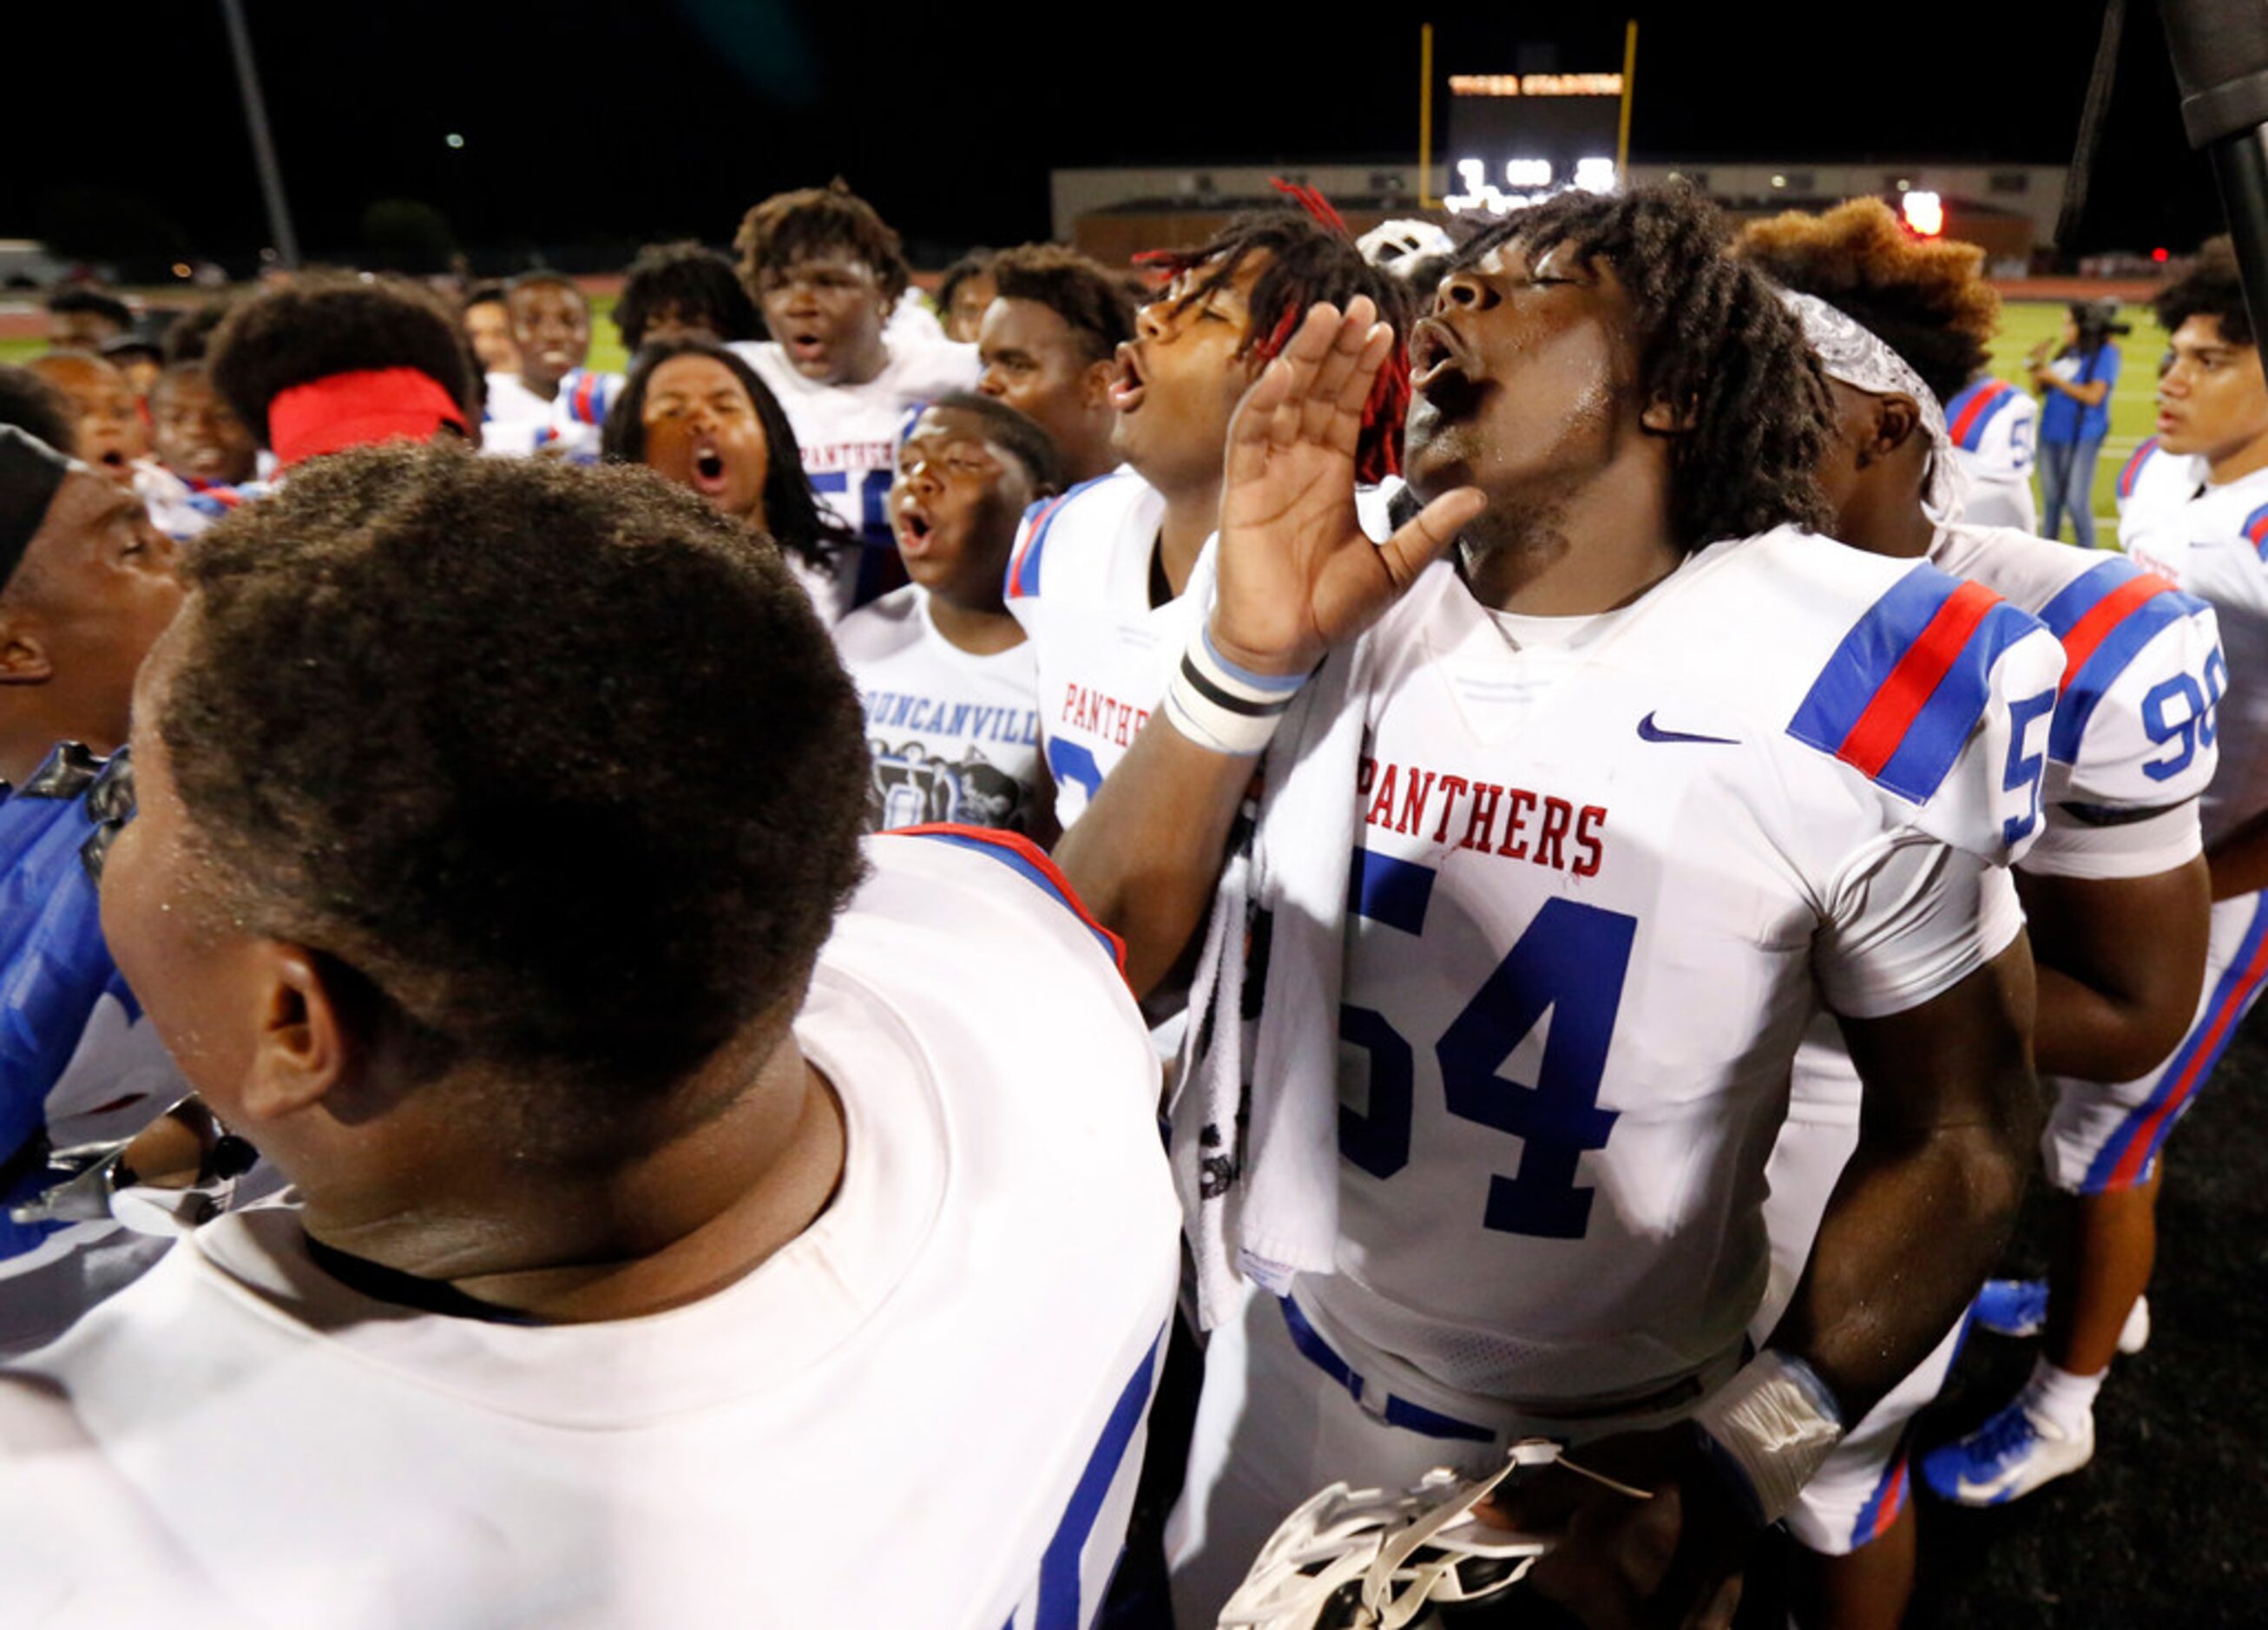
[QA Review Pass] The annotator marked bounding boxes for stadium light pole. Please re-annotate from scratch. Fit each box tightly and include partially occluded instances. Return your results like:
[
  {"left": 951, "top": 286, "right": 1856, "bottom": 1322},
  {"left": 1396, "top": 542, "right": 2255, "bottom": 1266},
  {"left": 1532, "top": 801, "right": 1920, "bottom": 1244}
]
[
  {"left": 1615, "top": 20, "right": 1639, "bottom": 175},
  {"left": 217, "top": 0, "right": 301, "bottom": 270},
  {"left": 1419, "top": 23, "right": 1436, "bottom": 209}
]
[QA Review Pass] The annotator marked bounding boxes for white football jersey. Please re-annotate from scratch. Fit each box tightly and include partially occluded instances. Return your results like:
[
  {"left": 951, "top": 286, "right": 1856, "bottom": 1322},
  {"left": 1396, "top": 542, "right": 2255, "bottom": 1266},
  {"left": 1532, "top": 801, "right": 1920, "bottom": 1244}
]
[
  {"left": 1286, "top": 530, "right": 2066, "bottom": 1407},
  {"left": 0, "top": 833, "right": 1179, "bottom": 1630},
  {"left": 478, "top": 371, "right": 555, "bottom": 456},
  {"left": 1002, "top": 470, "right": 1186, "bottom": 830},
  {"left": 731, "top": 336, "right": 979, "bottom": 610},
  {"left": 833, "top": 585, "right": 1048, "bottom": 836},
  {"left": 2119, "top": 457, "right": 2268, "bottom": 846},
  {"left": 130, "top": 462, "right": 266, "bottom": 542},
  {"left": 1758, "top": 521, "right": 2222, "bottom": 1338},
  {"left": 1004, "top": 472, "right": 1403, "bottom": 831},
  {"left": 1943, "top": 376, "right": 2039, "bottom": 534}
]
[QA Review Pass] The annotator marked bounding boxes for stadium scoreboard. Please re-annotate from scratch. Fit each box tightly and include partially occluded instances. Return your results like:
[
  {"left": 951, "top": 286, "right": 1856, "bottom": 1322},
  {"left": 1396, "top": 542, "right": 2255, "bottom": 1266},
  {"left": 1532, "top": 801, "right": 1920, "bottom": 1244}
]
[{"left": 1446, "top": 70, "right": 1624, "bottom": 207}]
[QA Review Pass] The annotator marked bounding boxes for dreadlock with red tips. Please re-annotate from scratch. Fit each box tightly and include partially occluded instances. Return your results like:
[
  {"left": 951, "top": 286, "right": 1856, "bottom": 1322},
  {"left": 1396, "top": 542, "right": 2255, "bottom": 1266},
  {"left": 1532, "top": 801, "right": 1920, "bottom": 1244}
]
[{"left": 1140, "top": 188, "right": 1416, "bottom": 484}]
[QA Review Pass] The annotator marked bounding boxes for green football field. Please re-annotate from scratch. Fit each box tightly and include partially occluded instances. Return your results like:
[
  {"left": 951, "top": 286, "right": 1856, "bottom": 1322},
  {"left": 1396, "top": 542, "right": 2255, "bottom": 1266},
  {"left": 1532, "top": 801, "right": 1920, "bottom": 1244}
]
[{"left": 3, "top": 290, "right": 2160, "bottom": 529}]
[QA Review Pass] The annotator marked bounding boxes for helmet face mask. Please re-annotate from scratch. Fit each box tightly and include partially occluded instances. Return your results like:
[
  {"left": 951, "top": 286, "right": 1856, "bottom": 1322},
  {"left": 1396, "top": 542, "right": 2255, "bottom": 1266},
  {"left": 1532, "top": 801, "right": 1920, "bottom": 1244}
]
[{"left": 1217, "top": 1444, "right": 1564, "bottom": 1630}]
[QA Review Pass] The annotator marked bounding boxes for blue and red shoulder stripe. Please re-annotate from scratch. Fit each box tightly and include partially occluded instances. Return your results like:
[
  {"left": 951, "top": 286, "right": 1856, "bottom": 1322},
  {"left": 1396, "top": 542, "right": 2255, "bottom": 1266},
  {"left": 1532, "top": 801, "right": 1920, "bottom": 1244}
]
[
  {"left": 2117, "top": 437, "right": 2161, "bottom": 501},
  {"left": 2035, "top": 555, "right": 2211, "bottom": 762},
  {"left": 885, "top": 824, "right": 1127, "bottom": 976},
  {"left": 1789, "top": 564, "right": 2046, "bottom": 802},
  {"left": 2243, "top": 501, "right": 2268, "bottom": 559},
  {"left": 1002, "top": 473, "right": 1118, "bottom": 603},
  {"left": 1944, "top": 378, "right": 2015, "bottom": 451}
]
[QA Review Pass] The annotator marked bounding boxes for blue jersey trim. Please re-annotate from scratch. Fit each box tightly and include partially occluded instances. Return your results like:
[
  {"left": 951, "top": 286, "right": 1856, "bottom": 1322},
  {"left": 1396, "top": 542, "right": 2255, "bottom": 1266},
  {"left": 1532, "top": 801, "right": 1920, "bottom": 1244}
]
[
  {"left": 1946, "top": 379, "right": 2017, "bottom": 450},
  {"left": 1005, "top": 473, "right": 1121, "bottom": 602},
  {"left": 1034, "top": 1332, "right": 1162, "bottom": 1629},
  {"left": 2036, "top": 557, "right": 2212, "bottom": 764}
]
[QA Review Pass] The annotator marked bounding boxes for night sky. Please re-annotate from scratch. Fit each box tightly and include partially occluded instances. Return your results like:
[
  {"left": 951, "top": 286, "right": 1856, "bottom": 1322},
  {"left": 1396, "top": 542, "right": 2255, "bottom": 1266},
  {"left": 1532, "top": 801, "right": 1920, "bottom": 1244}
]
[{"left": 0, "top": 1, "right": 2227, "bottom": 274}]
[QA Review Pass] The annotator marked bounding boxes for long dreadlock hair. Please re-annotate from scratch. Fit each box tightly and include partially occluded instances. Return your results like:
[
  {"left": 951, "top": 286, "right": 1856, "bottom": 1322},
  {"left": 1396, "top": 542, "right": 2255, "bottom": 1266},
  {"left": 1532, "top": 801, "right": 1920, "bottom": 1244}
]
[
  {"left": 1140, "top": 180, "right": 1413, "bottom": 484},
  {"left": 1455, "top": 182, "right": 1836, "bottom": 551}
]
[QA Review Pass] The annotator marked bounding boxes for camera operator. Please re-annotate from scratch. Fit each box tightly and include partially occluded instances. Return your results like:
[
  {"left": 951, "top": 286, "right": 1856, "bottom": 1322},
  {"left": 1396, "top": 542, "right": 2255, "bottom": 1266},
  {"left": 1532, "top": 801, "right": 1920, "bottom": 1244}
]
[{"left": 2029, "top": 296, "right": 2131, "bottom": 547}]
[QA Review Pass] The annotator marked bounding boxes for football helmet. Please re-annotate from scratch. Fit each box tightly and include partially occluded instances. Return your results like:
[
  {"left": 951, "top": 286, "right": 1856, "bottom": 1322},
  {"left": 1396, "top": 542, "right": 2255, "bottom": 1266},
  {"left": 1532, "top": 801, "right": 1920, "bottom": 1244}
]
[{"left": 1216, "top": 1440, "right": 1563, "bottom": 1630}]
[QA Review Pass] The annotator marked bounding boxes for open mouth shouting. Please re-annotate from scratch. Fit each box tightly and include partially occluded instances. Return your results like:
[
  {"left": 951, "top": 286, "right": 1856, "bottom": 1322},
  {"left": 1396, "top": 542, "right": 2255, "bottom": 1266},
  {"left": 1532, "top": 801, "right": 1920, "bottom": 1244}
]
[
  {"left": 786, "top": 330, "right": 831, "bottom": 371},
  {"left": 1108, "top": 344, "right": 1147, "bottom": 415},
  {"left": 895, "top": 499, "right": 936, "bottom": 559},
  {"left": 689, "top": 437, "right": 730, "bottom": 497},
  {"left": 1408, "top": 317, "right": 1483, "bottom": 420}
]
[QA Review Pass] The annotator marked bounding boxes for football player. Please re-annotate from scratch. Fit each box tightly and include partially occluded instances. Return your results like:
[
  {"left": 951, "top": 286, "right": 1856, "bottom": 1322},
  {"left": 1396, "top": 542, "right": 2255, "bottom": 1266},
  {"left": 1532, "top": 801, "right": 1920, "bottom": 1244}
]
[
  {"left": 1004, "top": 190, "right": 1411, "bottom": 833},
  {"left": 976, "top": 244, "right": 1139, "bottom": 488},
  {"left": 1738, "top": 201, "right": 2221, "bottom": 1619},
  {"left": 460, "top": 282, "right": 520, "bottom": 378},
  {"left": 1943, "top": 366, "right": 2041, "bottom": 533},
  {"left": 0, "top": 427, "right": 180, "bottom": 787},
  {"left": 538, "top": 242, "right": 772, "bottom": 472},
  {"left": 207, "top": 273, "right": 477, "bottom": 468},
  {"left": 135, "top": 362, "right": 262, "bottom": 541},
  {"left": 731, "top": 181, "right": 979, "bottom": 608},
  {"left": 0, "top": 445, "right": 1179, "bottom": 1628},
  {"left": 1925, "top": 235, "right": 2268, "bottom": 1505},
  {"left": 934, "top": 248, "right": 998, "bottom": 345},
  {"left": 600, "top": 338, "right": 860, "bottom": 624},
  {"left": 26, "top": 352, "right": 147, "bottom": 486},
  {"left": 1055, "top": 184, "right": 2061, "bottom": 1628},
  {"left": 614, "top": 240, "right": 763, "bottom": 353},
  {"left": 836, "top": 393, "right": 1061, "bottom": 838},
  {"left": 481, "top": 272, "right": 593, "bottom": 456}
]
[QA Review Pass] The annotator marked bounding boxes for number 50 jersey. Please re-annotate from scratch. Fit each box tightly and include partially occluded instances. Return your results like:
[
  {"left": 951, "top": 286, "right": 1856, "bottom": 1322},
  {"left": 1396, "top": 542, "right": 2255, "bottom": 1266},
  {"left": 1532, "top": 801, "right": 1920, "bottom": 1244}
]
[{"left": 1295, "top": 528, "right": 2067, "bottom": 1411}]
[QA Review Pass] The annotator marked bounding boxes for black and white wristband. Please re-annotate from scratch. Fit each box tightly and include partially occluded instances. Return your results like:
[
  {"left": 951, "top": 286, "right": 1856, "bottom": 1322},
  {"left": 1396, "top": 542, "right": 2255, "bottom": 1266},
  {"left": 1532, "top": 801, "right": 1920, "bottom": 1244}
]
[{"left": 1161, "top": 623, "right": 1310, "bottom": 758}]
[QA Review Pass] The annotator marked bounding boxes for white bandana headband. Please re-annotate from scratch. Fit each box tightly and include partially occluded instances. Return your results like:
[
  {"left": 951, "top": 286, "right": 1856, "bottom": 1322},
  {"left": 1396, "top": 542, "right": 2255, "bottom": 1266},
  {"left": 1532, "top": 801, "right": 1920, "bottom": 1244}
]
[{"left": 1780, "top": 287, "right": 1969, "bottom": 524}]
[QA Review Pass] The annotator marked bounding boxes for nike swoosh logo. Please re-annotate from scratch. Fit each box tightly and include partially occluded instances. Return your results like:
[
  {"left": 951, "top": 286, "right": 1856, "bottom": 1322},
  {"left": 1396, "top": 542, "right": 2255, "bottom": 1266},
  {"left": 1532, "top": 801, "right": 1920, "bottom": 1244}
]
[{"left": 1637, "top": 712, "right": 1739, "bottom": 746}]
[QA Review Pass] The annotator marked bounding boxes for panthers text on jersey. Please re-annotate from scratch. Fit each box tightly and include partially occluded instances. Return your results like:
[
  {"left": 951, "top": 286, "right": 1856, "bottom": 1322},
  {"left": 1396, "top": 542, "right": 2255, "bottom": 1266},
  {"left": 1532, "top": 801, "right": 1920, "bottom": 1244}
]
[
  {"left": 1282, "top": 528, "right": 2066, "bottom": 1416},
  {"left": 1004, "top": 472, "right": 1400, "bottom": 831},
  {"left": 1002, "top": 469, "right": 1186, "bottom": 831},
  {"left": 834, "top": 584, "right": 1047, "bottom": 836},
  {"left": 732, "top": 336, "right": 978, "bottom": 616},
  {"left": 0, "top": 831, "right": 1178, "bottom": 1630},
  {"left": 1944, "top": 375, "right": 2041, "bottom": 534}
]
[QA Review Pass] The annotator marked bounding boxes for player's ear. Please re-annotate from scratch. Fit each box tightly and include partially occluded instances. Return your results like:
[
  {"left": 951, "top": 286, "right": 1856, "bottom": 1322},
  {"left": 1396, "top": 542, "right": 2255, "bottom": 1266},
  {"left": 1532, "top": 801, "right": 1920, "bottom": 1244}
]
[
  {"left": 1869, "top": 393, "right": 1924, "bottom": 461},
  {"left": 237, "top": 943, "right": 358, "bottom": 1122},
  {"left": 1848, "top": 394, "right": 1924, "bottom": 470},
  {"left": 1081, "top": 356, "right": 1116, "bottom": 408},
  {"left": 0, "top": 606, "right": 53, "bottom": 685}
]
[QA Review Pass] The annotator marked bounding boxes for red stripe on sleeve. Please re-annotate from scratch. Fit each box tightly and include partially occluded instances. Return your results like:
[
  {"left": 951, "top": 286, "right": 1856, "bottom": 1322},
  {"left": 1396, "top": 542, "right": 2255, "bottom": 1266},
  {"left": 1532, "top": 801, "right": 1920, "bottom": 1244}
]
[
  {"left": 2054, "top": 573, "right": 2174, "bottom": 696},
  {"left": 1835, "top": 581, "right": 2002, "bottom": 777},
  {"left": 1003, "top": 494, "right": 1070, "bottom": 601},
  {"left": 1946, "top": 380, "right": 2005, "bottom": 447},
  {"left": 2108, "top": 933, "right": 2268, "bottom": 1189}
]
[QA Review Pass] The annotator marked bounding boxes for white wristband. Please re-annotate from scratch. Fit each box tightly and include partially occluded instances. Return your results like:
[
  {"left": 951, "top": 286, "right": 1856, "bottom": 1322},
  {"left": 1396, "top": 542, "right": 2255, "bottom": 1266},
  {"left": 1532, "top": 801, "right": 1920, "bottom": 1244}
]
[
  {"left": 1690, "top": 1351, "right": 1845, "bottom": 1527},
  {"left": 1160, "top": 623, "right": 1309, "bottom": 758}
]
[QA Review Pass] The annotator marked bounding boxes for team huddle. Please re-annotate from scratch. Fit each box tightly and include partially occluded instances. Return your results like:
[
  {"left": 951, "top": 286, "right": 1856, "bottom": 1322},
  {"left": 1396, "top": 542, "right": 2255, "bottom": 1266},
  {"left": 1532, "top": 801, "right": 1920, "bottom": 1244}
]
[{"left": 0, "top": 174, "right": 2260, "bottom": 1630}]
